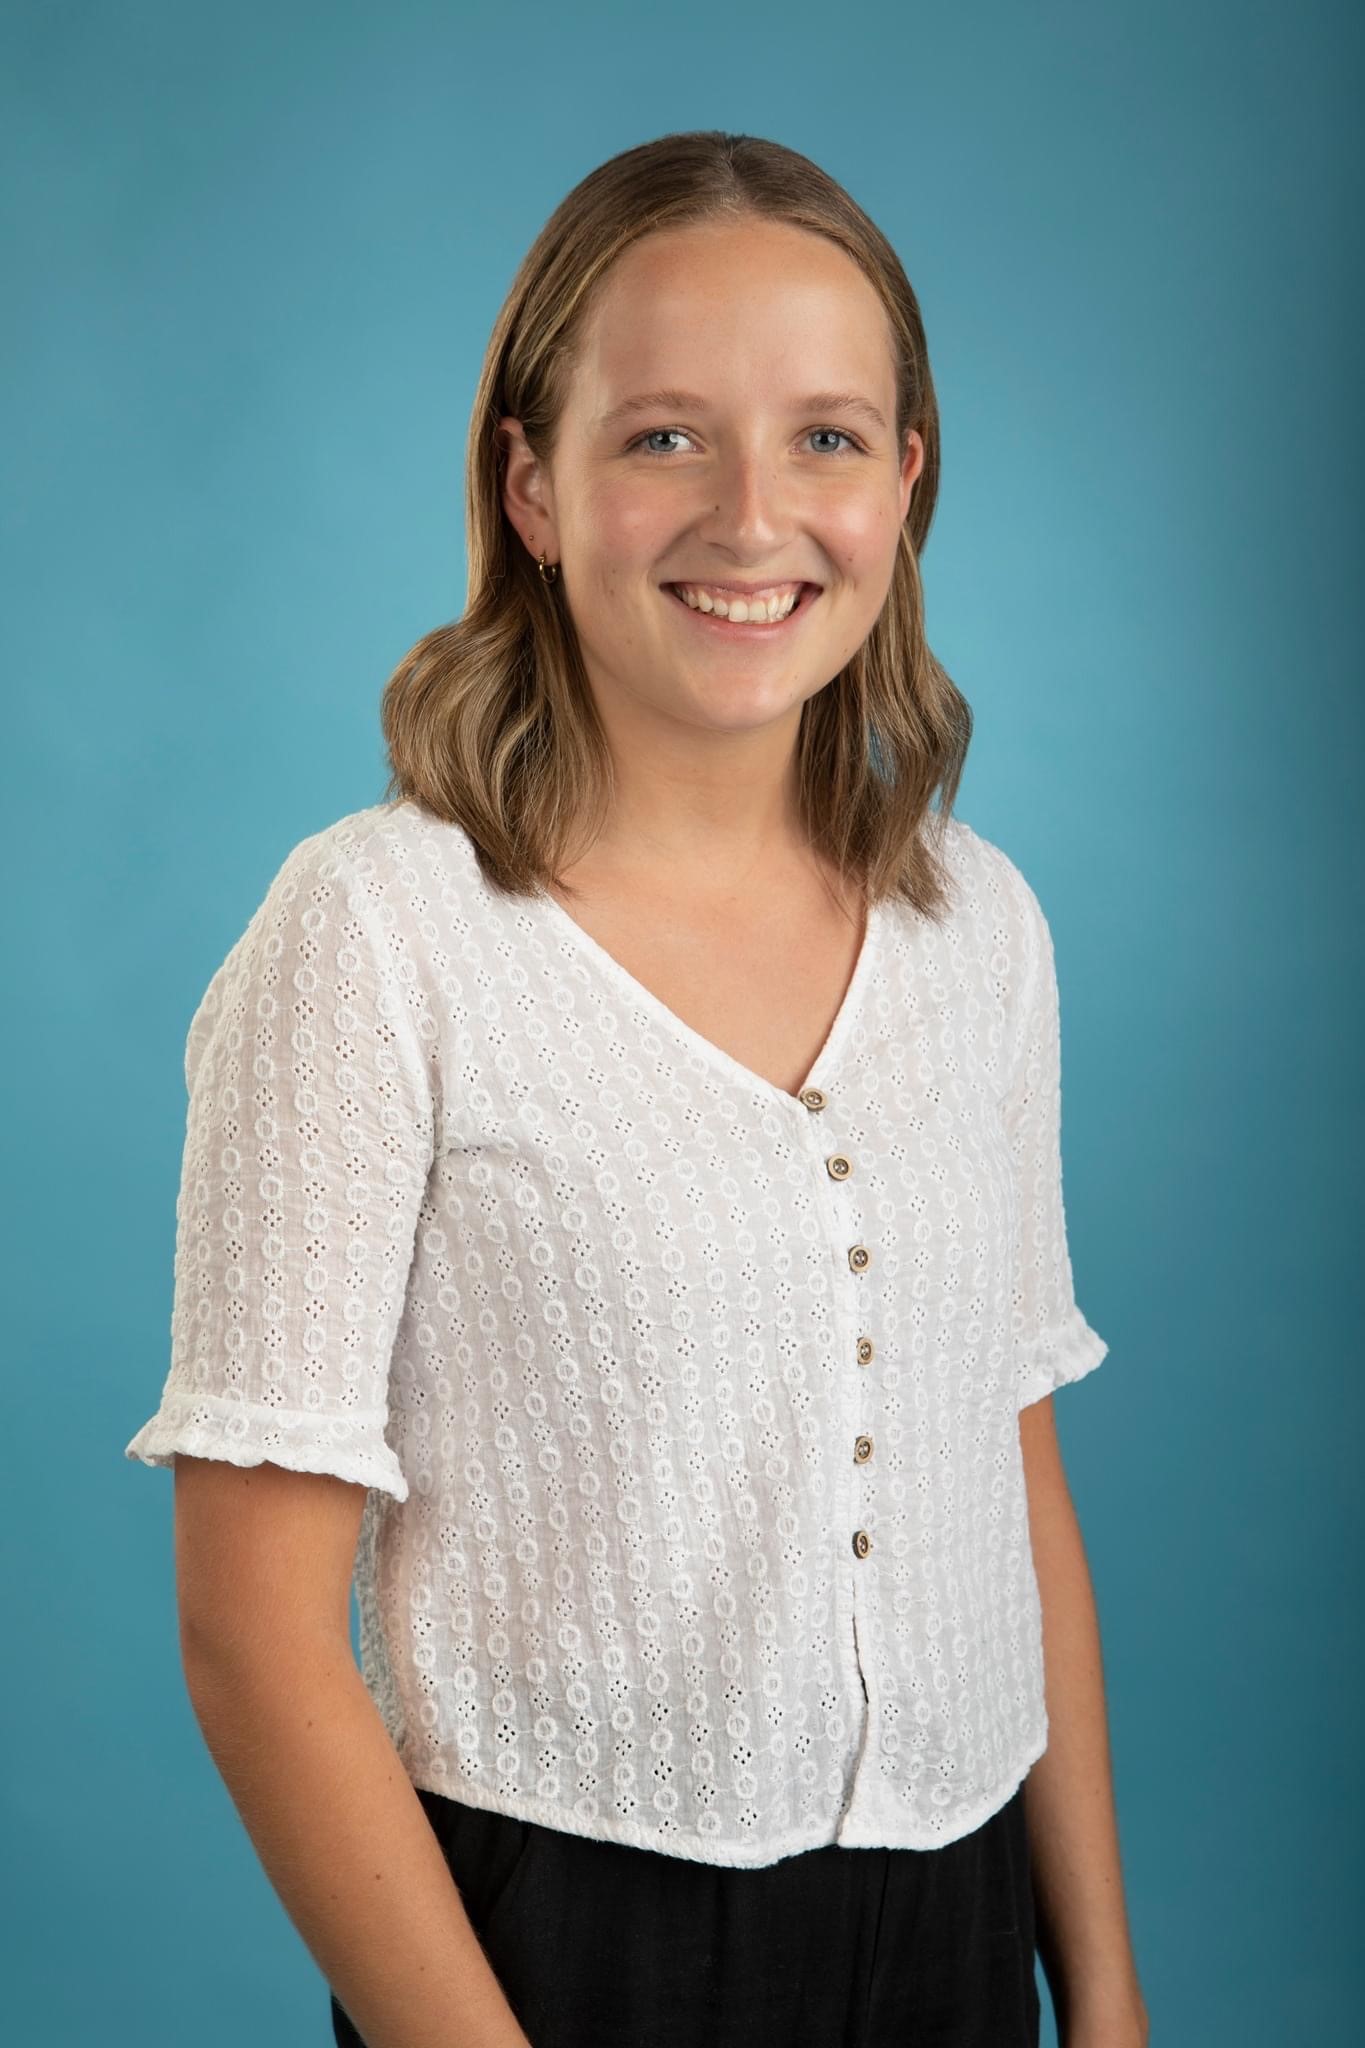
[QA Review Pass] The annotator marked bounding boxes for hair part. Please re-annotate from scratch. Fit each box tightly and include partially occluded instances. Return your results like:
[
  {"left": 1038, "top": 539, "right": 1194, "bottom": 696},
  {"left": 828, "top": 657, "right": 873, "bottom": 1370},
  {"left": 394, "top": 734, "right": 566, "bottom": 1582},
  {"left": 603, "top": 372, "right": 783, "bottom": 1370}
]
[{"left": 378, "top": 129, "right": 972, "bottom": 922}]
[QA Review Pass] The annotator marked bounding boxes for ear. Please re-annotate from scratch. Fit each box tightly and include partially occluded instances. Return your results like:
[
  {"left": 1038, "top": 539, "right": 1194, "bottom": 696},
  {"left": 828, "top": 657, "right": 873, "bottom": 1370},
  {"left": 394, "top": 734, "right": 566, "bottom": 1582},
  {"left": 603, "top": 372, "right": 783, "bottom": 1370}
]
[
  {"left": 498, "top": 416, "right": 560, "bottom": 565},
  {"left": 900, "top": 428, "right": 926, "bottom": 518}
]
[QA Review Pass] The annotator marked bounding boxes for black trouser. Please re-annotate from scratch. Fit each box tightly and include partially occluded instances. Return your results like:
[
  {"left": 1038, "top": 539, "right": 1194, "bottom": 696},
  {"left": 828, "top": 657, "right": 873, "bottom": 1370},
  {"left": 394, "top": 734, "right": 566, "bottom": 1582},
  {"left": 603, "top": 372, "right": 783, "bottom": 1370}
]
[{"left": 330, "top": 1779, "right": 1041, "bottom": 2047}]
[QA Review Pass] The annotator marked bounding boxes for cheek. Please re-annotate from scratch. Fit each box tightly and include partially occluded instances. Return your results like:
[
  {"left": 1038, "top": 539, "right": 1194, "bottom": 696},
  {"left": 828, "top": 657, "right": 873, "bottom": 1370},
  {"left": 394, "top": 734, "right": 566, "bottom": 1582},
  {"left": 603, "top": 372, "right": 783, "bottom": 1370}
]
[
  {"left": 570, "top": 495, "right": 663, "bottom": 629},
  {"left": 819, "top": 494, "right": 900, "bottom": 576},
  {"left": 580, "top": 482, "right": 671, "bottom": 565}
]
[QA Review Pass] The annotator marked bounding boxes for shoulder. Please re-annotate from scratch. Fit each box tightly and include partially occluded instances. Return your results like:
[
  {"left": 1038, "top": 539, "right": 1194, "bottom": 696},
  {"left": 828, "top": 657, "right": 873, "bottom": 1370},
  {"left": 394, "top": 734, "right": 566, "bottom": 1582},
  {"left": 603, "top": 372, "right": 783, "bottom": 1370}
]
[
  {"left": 186, "top": 802, "right": 438, "bottom": 1029},
  {"left": 184, "top": 803, "right": 450, "bottom": 1096},
  {"left": 235, "top": 800, "right": 487, "bottom": 942},
  {"left": 934, "top": 811, "right": 1049, "bottom": 957},
  {"left": 258, "top": 799, "right": 433, "bottom": 894}
]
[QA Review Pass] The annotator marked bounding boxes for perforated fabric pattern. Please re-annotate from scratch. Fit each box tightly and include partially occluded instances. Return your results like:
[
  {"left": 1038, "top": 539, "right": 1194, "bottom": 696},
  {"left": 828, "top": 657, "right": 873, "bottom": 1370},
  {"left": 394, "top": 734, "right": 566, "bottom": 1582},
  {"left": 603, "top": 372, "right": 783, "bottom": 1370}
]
[{"left": 125, "top": 798, "right": 1108, "bottom": 1865}]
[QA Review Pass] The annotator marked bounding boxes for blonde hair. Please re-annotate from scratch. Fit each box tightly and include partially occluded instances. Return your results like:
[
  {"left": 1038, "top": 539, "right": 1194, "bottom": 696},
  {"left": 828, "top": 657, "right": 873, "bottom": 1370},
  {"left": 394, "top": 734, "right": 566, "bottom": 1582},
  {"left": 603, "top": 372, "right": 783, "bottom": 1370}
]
[{"left": 379, "top": 129, "right": 971, "bottom": 921}]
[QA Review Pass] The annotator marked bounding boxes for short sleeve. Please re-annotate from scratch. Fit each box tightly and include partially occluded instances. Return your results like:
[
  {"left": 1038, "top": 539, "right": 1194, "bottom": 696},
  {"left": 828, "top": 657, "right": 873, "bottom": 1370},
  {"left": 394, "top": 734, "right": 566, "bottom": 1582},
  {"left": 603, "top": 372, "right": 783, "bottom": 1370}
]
[
  {"left": 123, "top": 830, "right": 434, "bottom": 1501},
  {"left": 1000, "top": 869, "right": 1109, "bottom": 1412}
]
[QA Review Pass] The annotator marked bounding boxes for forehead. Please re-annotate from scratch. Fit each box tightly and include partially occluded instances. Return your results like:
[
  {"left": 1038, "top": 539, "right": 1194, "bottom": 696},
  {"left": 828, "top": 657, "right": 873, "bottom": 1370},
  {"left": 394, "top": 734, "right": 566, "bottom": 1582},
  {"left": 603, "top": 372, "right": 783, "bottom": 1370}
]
[{"left": 569, "top": 219, "right": 896, "bottom": 415}]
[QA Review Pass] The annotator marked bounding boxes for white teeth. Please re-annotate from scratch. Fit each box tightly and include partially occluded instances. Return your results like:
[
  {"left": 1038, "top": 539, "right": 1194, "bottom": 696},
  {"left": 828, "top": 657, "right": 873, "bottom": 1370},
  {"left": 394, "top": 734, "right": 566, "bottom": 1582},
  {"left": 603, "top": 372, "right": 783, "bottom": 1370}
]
[{"left": 672, "top": 583, "right": 803, "bottom": 623}]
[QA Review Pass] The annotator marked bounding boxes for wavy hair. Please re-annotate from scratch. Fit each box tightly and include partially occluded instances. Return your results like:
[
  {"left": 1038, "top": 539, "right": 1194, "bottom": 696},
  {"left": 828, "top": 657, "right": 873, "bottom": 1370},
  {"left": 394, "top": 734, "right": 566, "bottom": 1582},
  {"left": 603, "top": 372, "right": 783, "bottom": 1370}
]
[{"left": 378, "top": 130, "right": 971, "bottom": 920}]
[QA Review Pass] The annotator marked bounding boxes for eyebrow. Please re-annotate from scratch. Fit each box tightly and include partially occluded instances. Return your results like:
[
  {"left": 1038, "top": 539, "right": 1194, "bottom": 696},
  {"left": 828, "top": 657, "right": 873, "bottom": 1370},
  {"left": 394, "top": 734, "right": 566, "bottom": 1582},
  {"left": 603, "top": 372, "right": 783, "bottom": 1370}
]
[{"left": 595, "top": 387, "right": 889, "bottom": 434}]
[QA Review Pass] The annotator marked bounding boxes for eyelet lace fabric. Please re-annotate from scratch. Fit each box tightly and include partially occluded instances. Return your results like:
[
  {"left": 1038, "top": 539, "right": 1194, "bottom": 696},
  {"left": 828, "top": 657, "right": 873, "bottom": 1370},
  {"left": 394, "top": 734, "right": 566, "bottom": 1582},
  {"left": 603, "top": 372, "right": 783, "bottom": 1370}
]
[{"left": 125, "top": 798, "right": 1108, "bottom": 1864}]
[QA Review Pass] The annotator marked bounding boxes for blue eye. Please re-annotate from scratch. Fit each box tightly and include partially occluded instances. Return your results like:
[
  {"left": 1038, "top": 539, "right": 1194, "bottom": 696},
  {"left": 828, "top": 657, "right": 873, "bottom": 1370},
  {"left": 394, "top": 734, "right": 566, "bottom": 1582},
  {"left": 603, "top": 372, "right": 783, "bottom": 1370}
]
[{"left": 629, "top": 426, "right": 865, "bottom": 457}]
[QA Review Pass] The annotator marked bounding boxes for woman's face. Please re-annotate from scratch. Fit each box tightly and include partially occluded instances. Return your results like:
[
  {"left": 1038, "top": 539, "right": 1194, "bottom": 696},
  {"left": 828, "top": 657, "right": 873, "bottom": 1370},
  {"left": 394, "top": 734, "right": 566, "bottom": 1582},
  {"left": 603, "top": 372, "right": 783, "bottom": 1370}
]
[{"left": 500, "top": 217, "right": 924, "bottom": 742}]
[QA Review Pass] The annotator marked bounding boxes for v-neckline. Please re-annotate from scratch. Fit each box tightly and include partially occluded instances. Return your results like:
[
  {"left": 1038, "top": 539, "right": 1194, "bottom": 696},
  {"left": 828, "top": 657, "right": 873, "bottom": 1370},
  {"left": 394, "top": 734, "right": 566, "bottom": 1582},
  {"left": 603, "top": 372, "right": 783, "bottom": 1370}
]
[{"left": 534, "top": 878, "right": 881, "bottom": 1114}]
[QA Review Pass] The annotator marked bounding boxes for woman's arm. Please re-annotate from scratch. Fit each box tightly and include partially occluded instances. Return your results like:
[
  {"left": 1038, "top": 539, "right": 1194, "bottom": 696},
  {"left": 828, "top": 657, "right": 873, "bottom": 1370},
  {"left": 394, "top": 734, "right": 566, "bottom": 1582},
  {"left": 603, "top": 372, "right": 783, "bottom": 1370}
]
[
  {"left": 174, "top": 1457, "right": 531, "bottom": 2048},
  {"left": 1018, "top": 1394, "right": 1150, "bottom": 2048}
]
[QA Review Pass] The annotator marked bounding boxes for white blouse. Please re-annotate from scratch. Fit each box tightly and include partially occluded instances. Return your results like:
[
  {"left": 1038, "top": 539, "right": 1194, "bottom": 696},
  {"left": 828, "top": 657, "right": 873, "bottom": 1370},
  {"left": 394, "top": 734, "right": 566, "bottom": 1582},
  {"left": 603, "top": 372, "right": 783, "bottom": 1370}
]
[{"left": 125, "top": 797, "right": 1108, "bottom": 1865}]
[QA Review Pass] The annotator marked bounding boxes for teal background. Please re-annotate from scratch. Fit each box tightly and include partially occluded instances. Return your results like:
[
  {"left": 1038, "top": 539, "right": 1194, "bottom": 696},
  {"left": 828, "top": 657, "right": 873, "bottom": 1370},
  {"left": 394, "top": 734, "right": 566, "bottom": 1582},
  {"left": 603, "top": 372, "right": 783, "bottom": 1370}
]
[{"left": 5, "top": 1, "right": 1361, "bottom": 2041}]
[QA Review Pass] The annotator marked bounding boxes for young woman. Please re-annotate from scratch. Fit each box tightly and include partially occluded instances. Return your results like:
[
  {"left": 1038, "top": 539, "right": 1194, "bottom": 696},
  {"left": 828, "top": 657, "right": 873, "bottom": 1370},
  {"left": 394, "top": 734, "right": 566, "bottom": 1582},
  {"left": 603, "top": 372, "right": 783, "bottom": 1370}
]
[{"left": 126, "top": 131, "right": 1147, "bottom": 2048}]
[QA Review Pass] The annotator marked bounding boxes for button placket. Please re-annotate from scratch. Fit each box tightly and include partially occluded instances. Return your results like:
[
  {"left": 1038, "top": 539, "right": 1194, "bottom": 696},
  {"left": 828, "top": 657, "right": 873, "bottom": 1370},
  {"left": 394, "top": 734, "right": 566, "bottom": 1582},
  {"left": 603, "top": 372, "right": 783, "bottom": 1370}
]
[
  {"left": 802, "top": 1084, "right": 876, "bottom": 1598},
  {"left": 848, "top": 1209, "right": 874, "bottom": 1569}
]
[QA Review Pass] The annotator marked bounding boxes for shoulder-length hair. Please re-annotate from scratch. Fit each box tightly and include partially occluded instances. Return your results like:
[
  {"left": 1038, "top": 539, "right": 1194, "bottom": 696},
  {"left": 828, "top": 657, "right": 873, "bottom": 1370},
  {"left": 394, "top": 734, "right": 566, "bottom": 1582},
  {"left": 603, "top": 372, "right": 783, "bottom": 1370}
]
[{"left": 379, "top": 129, "right": 971, "bottom": 921}]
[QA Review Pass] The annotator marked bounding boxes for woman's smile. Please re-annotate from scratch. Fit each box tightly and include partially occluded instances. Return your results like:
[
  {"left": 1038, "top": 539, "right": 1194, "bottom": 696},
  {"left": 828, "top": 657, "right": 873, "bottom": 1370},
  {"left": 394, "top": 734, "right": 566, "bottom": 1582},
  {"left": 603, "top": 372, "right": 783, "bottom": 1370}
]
[{"left": 660, "top": 579, "right": 823, "bottom": 639}]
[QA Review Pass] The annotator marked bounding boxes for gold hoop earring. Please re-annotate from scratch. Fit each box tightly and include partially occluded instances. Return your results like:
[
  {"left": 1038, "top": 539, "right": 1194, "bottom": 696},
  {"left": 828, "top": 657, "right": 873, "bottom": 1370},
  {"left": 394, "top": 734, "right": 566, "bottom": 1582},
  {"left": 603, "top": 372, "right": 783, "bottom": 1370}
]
[{"left": 537, "top": 552, "right": 559, "bottom": 585}]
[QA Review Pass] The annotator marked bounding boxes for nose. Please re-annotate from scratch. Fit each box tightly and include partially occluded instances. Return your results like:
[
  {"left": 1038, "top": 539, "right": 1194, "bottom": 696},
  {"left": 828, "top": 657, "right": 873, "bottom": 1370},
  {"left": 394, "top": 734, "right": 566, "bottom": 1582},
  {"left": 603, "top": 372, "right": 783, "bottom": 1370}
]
[{"left": 695, "top": 446, "right": 788, "bottom": 554}]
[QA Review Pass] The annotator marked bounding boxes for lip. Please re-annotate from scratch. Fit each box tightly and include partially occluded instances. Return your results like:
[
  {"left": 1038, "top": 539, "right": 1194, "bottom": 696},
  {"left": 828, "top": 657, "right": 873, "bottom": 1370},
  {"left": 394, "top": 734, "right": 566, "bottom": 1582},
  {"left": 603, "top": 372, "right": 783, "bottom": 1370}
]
[
  {"left": 661, "top": 581, "right": 822, "bottom": 637},
  {"left": 663, "top": 578, "right": 822, "bottom": 596}
]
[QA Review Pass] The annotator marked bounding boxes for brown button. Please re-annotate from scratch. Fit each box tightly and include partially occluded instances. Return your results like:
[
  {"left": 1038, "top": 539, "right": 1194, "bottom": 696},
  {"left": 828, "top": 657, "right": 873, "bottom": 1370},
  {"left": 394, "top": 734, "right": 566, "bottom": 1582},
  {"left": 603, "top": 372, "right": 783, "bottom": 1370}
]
[
  {"left": 856, "top": 1336, "right": 874, "bottom": 1365},
  {"left": 852, "top": 1529, "right": 872, "bottom": 1559},
  {"left": 854, "top": 1435, "right": 873, "bottom": 1463},
  {"left": 799, "top": 1086, "right": 828, "bottom": 1111},
  {"left": 848, "top": 1244, "right": 871, "bottom": 1273},
  {"left": 826, "top": 1153, "right": 852, "bottom": 1181}
]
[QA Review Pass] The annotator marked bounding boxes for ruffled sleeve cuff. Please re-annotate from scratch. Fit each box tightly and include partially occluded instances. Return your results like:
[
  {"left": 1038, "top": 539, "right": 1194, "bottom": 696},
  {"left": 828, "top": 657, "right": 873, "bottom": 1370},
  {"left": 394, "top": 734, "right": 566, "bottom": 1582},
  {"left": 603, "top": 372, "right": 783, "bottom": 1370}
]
[
  {"left": 1016, "top": 1308, "right": 1109, "bottom": 1412},
  {"left": 124, "top": 1389, "right": 410, "bottom": 1501}
]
